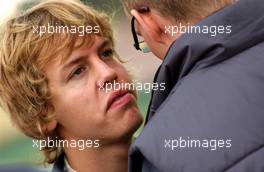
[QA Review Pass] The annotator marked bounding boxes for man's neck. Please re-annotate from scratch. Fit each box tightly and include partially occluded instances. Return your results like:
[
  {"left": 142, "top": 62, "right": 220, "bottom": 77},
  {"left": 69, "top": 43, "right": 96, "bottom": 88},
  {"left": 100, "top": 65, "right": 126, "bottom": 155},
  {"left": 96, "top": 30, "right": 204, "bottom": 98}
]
[{"left": 64, "top": 139, "right": 131, "bottom": 172}]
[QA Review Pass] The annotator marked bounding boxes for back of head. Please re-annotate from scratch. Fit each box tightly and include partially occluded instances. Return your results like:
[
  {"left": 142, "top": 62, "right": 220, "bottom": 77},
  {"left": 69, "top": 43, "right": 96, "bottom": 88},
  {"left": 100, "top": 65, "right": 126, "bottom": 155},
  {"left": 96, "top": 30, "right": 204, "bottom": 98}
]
[{"left": 123, "top": 0, "right": 235, "bottom": 23}]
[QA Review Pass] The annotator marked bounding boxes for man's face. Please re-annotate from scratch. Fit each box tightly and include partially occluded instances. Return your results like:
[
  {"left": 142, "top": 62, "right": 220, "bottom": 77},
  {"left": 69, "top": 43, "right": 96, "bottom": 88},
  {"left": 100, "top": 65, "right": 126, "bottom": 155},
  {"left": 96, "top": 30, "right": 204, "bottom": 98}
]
[{"left": 44, "top": 35, "right": 142, "bottom": 144}]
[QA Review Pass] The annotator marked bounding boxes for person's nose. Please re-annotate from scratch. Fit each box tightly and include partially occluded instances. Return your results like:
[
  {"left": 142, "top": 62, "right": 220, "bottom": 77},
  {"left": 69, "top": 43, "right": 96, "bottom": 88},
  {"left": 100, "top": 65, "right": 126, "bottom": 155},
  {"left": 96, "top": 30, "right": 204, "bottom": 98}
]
[{"left": 93, "top": 60, "right": 117, "bottom": 89}]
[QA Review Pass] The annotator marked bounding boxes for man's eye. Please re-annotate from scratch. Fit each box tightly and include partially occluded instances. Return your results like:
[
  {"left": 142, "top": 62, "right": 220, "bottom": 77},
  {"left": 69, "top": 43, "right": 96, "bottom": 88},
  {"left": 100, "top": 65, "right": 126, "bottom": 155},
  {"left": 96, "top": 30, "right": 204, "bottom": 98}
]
[
  {"left": 101, "top": 49, "right": 114, "bottom": 59},
  {"left": 69, "top": 66, "right": 86, "bottom": 79}
]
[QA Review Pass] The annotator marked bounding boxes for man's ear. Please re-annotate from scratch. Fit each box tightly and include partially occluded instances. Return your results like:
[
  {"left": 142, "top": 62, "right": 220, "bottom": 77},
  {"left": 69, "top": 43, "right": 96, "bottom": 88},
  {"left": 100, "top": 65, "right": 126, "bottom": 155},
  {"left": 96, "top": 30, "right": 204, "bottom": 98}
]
[
  {"left": 131, "top": 9, "right": 163, "bottom": 43},
  {"left": 43, "top": 117, "right": 58, "bottom": 135}
]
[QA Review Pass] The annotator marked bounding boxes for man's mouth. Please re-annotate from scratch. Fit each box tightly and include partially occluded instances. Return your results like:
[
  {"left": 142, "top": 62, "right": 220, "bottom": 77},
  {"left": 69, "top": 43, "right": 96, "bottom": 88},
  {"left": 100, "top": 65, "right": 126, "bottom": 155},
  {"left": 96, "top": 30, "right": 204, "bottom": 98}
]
[{"left": 106, "top": 90, "right": 134, "bottom": 111}]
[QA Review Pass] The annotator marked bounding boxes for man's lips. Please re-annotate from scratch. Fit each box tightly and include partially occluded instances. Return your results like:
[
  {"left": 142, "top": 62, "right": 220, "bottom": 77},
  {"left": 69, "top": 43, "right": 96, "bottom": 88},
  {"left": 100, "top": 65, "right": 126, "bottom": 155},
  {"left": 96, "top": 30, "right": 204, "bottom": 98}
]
[{"left": 106, "top": 90, "right": 134, "bottom": 111}]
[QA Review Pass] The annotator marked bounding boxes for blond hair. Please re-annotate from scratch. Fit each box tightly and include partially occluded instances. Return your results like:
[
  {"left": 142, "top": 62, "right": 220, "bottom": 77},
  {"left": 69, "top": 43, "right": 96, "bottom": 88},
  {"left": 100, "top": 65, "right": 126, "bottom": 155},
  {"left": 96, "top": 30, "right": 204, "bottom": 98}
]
[
  {"left": 0, "top": 0, "right": 114, "bottom": 163},
  {"left": 122, "top": 0, "right": 235, "bottom": 23}
]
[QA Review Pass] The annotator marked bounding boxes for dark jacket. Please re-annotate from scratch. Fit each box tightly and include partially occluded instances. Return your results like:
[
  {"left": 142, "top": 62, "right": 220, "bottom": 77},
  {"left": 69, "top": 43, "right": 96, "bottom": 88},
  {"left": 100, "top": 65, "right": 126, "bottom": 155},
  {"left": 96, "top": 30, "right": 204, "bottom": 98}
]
[
  {"left": 129, "top": 0, "right": 264, "bottom": 171},
  {"left": 52, "top": 153, "right": 66, "bottom": 172}
]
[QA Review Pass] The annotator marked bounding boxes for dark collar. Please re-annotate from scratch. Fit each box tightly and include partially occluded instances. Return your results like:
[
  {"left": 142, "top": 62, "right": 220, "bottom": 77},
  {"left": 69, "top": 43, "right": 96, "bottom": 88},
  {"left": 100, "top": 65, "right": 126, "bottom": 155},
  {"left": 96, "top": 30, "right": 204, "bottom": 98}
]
[
  {"left": 147, "top": 0, "right": 264, "bottom": 120},
  {"left": 52, "top": 153, "right": 66, "bottom": 172}
]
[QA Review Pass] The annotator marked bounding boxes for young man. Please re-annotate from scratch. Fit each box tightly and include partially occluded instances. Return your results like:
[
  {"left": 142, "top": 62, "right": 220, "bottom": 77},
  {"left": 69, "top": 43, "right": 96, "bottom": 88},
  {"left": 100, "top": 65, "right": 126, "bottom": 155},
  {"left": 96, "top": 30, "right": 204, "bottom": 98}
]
[
  {"left": 0, "top": 0, "right": 143, "bottom": 172},
  {"left": 123, "top": 0, "right": 264, "bottom": 171}
]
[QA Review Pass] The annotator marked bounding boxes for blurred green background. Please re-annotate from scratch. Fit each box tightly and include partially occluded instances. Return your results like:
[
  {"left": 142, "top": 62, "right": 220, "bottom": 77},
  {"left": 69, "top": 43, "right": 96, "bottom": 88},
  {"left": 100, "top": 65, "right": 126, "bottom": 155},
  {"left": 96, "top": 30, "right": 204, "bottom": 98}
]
[{"left": 0, "top": 0, "right": 161, "bottom": 169}]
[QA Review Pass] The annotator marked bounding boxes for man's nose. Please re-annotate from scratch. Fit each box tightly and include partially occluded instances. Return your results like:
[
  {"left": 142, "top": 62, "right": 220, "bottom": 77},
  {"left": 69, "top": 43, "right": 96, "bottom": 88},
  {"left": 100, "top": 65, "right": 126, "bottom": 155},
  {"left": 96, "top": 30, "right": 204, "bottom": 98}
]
[{"left": 94, "top": 60, "right": 117, "bottom": 88}]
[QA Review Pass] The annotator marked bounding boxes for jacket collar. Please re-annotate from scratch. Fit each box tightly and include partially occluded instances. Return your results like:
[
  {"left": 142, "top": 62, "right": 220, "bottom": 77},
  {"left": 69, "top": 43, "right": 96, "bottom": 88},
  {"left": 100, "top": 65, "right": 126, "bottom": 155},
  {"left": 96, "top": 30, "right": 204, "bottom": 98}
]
[
  {"left": 147, "top": 0, "right": 264, "bottom": 120},
  {"left": 52, "top": 153, "right": 66, "bottom": 172}
]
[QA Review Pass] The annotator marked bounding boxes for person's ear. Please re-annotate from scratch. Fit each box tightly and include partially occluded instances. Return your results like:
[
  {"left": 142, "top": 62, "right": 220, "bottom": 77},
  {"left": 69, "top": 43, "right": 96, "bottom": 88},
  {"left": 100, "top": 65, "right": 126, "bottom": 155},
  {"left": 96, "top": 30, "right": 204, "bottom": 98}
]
[
  {"left": 42, "top": 117, "right": 58, "bottom": 135},
  {"left": 131, "top": 9, "right": 163, "bottom": 43}
]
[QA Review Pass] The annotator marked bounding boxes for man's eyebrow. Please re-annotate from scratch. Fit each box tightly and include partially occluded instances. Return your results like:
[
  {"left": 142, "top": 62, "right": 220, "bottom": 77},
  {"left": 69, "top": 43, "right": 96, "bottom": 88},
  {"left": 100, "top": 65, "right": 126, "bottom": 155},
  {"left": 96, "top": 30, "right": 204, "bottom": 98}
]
[
  {"left": 98, "top": 39, "right": 112, "bottom": 51},
  {"left": 61, "top": 56, "right": 86, "bottom": 72}
]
